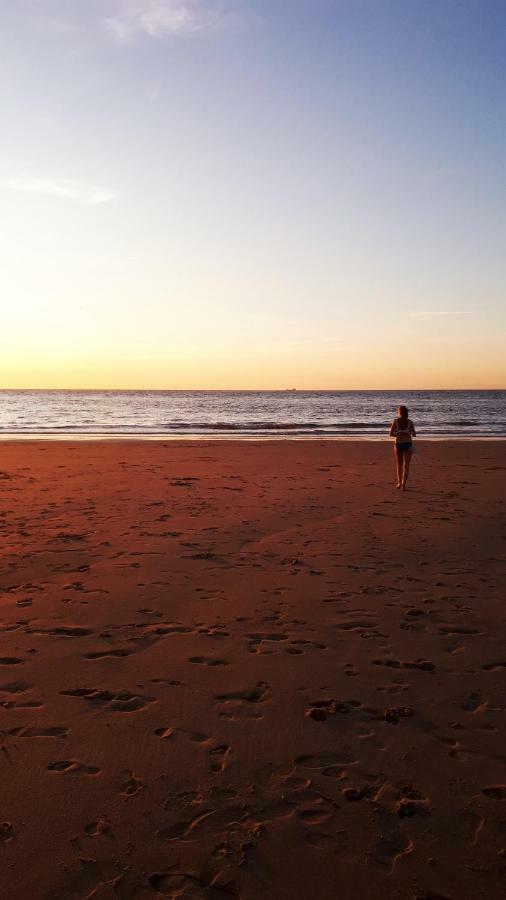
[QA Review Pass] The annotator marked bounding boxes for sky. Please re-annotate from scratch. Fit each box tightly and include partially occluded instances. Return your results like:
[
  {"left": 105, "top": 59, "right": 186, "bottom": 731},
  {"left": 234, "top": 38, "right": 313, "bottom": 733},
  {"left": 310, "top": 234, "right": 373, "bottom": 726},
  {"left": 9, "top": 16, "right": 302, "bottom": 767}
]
[{"left": 1, "top": 0, "right": 505, "bottom": 389}]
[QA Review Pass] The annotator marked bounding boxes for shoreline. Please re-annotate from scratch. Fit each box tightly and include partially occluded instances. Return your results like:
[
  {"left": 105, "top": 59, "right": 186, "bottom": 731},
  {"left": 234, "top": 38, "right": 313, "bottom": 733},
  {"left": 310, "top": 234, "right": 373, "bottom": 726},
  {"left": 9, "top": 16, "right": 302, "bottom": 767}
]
[{"left": 0, "top": 434, "right": 505, "bottom": 442}]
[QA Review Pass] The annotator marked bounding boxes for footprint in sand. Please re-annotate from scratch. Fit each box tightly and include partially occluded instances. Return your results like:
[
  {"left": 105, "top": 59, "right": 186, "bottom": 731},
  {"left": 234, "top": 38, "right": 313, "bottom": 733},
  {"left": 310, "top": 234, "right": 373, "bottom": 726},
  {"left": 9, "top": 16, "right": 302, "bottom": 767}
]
[
  {"left": 320, "top": 766, "right": 348, "bottom": 780},
  {"left": 61, "top": 687, "right": 155, "bottom": 713},
  {"left": 482, "top": 785, "right": 506, "bottom": 800},
  {"left": 373, "top": 658, "right": 436, "bottom": 672},
  {"left": 189, "top": 656, "right": 230, "bottom": 667},
  {"left": 158, "top": 805, "right": 256, "bottom": 849},
  {"left": 396, "top": 791, "right": 431, "bottom": 818},
  {"left": 155, "top": 820, "right": 193, "bottom": 841},
  {"left": 286, "top": 639, "right": 327, "bottom": 655},
  {"left": 283, "top": 775, "right": 312, "bottom": 791},
  {"left": 383, "top": 706, "right": 415, "bottom": 724},
  {"left": 246, "top": 633, "right": 289, "bottom": 654},
  {"left": 334, "top": 620, "right": 378, "bottom": 633},
  {"left": 438, "top": 626, "right": 479, "bottom": 636},
  {"left": 154, "top": 727, "right": 209, "bottom": 744},
  {"left": 27, "top": 626, "right": 94, "bottom": 637},
  {"left": 198, "top": 626, "right": 231, "bottom": 638},
  {"left": 208, "top": 744, "right": 230, "bottom": 774},
  {"left": 295, "top": 752, "right": 357, "bottom": 769},
  {"left": 342, "top": 785, "right": 377, "bottom": 802},
  {"left": 0, "top": 681, "right": 32, "bottom": 693},
  {"left": 84, "top": 648, "right": 135, "bottom": 659},
  {"left": 370, "top": 808, "right": 414, "bottom": 871},
  {"left": 85, "top": 818, "right": 111, "bottom": 837},
  {"left": 148, "top": 873, "right": 207, "bottom": 897},
  {"left": 149, "top": 624, "right": 194, "bottom": 636},
  {"left": 48, "top": 760, "right": 100, "bottom": 775},
  {"left": 0, "top": 822, "right": 15, "bottom": 843},
  {"left": 8, "top": 726, "right": 68, "bottom": 738},
  {"left": 216, "top": 682, "right": 269, "bottom": 705},
  {"left": 119, "top": 771, "right": 144, "bottom": 798},
  {"left": 344, "top": 664, "right": 359, "bottom": 678},
  {"left": 216, "top": 682, "right": 269, "bottom": 720},
  {"left": 2, "top": 697, "right": 42, "bottom": 709},
  {"left": 305, "top": 699, "right": 363, "bottom": 722},
  {"left": 462, "top": 690, "right": 488, "bottom": 713},
  {"left": 377, "top": 680, "right": 409, "bottom": 695},
  {"left": 162, "top": 789, "right": 206, "bottom": 811},
  {"left": 296, "top": 807, "right": 333, "bottom": 826}
]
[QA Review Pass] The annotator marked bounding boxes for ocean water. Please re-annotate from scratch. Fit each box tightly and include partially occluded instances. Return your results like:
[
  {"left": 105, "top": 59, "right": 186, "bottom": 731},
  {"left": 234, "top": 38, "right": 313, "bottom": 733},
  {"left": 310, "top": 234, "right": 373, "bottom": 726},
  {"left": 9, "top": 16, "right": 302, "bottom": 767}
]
[{"left": 0, "top": 390, "right": 504, "bottom": 437}]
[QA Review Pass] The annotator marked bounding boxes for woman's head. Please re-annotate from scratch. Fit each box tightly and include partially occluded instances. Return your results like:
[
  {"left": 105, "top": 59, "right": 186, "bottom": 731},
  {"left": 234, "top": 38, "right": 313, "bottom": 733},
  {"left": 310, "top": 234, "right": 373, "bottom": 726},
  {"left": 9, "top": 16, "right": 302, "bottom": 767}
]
[{"left": 397, "top": 404, "right": 408, "bottom": 420}]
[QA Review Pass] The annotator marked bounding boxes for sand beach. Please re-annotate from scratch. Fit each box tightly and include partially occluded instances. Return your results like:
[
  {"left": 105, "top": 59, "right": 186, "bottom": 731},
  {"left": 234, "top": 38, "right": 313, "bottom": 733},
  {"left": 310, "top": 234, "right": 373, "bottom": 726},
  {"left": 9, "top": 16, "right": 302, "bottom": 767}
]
[{"left": 1, "top": 440, "right": 505, "bottom": 899}]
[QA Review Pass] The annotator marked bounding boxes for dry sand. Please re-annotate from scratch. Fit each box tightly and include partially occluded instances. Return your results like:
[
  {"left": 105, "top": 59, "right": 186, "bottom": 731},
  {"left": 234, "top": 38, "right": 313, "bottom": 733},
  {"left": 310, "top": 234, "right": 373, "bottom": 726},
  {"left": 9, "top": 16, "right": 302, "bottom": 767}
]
[{"left": 0, "top": 440, "right": 505, "bottom": 900}]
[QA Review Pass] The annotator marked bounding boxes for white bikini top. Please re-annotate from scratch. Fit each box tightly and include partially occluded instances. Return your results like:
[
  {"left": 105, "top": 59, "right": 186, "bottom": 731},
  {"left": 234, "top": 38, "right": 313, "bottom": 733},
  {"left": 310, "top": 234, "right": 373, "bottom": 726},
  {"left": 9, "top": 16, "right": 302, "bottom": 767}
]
[{"left": 393, "top": 417, "right": 414, "bottom": 436}]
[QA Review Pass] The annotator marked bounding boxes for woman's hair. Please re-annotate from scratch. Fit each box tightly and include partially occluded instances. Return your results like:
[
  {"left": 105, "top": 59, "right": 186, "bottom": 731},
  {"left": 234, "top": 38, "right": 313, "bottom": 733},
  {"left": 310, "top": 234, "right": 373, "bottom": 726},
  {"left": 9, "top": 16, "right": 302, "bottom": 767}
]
[{"left": 398, "top": 404, "right": 409, "bottom": 420}]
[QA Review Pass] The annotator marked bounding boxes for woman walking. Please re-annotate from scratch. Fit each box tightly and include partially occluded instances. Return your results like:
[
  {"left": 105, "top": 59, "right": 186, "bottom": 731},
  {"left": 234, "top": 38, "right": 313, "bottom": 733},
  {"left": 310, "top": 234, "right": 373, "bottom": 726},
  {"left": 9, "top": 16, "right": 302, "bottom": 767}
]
[{"left": 390, "top": 405, "right": 416, "bottom": 490}]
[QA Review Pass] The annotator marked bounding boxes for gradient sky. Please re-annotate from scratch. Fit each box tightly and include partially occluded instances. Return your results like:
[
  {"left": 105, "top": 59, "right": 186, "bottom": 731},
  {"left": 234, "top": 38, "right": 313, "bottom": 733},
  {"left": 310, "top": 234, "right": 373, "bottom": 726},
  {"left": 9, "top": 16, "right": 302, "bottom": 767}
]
[{"left": 1, "top": 0, "right": 505, "bottom": 389}]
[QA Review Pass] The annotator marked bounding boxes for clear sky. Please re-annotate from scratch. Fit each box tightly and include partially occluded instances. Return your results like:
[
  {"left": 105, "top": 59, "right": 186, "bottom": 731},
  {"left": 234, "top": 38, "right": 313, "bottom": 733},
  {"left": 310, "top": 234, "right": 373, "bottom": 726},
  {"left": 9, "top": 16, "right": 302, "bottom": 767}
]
[{"left": 1, "top": 0, "right": 505, "bottom": 389}]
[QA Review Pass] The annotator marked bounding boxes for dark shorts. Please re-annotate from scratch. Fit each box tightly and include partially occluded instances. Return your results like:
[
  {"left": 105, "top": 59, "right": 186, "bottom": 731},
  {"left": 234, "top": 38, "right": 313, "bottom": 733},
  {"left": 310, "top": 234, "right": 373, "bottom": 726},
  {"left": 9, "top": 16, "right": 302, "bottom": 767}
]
[{"left": 396, "top": 442, "right": 412, "bottom": 453}]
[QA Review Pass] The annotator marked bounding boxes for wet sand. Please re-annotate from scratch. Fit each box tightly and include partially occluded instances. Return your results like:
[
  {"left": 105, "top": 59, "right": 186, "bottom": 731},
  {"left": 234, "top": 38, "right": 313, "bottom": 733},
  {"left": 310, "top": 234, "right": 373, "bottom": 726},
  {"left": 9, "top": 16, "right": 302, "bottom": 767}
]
[{"left": 1, "top": 440, "right": 505, "bottom": 900}]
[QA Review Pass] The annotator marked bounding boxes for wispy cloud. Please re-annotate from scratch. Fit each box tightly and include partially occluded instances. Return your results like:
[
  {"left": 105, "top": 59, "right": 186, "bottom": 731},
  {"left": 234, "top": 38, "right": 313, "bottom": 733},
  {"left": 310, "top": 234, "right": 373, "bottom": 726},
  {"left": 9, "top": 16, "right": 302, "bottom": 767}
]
[
  {"left": 409, "top": 311, "right": 475, "bottom": 318},
  {"left": 103, "top": 0, "right": 225, "bottom": 43},
  {"left": 0, "top": 176, "right": 119, "bottom": 206}
]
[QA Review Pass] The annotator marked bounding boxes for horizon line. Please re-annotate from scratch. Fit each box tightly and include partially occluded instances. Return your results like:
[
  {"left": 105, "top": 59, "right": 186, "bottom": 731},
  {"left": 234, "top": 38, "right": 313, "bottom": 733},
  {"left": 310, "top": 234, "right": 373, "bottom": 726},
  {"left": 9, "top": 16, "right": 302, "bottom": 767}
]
[{"left": 1, "top": 387, "right": 504, "bottom": 393}]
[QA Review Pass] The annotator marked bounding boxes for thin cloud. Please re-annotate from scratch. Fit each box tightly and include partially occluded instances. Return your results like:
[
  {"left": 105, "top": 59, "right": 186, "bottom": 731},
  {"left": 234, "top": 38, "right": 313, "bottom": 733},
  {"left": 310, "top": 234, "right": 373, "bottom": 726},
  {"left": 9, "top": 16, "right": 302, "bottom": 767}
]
[
  {"left": 0, "top": 177, "right": 119, "bottom": 206},
  {"left": 409, "top": 311, "right": 475, "bottom": 318},
  {"left": 103, "top": 0, "right": 224, "bottom": 43}
]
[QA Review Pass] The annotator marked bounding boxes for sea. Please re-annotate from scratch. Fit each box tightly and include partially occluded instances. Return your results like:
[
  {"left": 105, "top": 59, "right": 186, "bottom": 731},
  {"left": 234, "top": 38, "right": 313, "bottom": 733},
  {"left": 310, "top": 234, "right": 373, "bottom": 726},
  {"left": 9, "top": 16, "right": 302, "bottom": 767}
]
[{"left": 0, "top": 390, "right": 504, "bottom": 438}]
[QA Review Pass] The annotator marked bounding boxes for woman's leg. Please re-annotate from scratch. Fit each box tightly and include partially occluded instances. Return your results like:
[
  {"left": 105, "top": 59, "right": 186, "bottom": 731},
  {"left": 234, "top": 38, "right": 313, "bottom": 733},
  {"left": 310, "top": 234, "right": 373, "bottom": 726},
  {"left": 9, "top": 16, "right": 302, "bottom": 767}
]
[
  {"left": 394, "top": 446, "right": 403, "bottom": 487},
  {"left": 401, "top": 449, "right": 413, "bottom": 488}
]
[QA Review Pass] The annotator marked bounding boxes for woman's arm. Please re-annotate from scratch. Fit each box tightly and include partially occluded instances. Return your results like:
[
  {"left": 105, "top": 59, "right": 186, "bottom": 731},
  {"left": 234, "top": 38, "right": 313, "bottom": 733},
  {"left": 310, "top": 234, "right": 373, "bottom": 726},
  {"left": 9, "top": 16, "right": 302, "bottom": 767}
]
[
  {"left": 389, "top": 419, "right": 397, "bottom": 437},
  {"left": 410, "top": 421, "right": 417, "bottom": 437}
]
